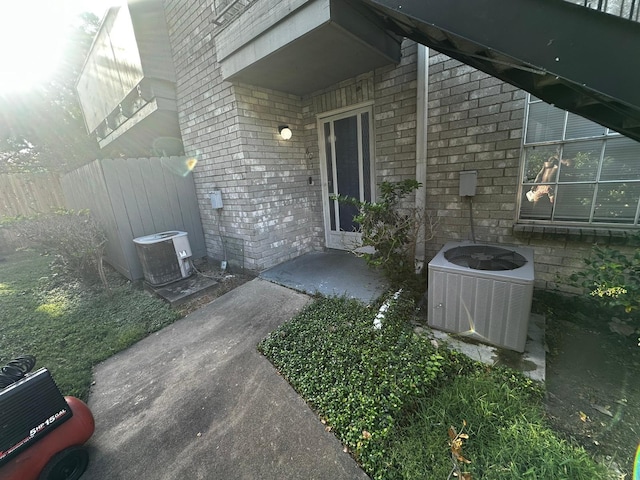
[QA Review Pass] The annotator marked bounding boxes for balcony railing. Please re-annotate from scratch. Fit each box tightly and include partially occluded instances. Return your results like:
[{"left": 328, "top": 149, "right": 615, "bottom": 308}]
[
  {"left": 565, "top": 0, "right": 639, "bottom": 21},
  {"left": 211, "top": 0, "right": 258, "bottom": 32}
]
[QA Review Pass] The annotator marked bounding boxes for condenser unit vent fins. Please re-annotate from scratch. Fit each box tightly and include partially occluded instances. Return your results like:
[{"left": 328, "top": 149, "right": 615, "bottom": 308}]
[
  {"left": 133, "top": 230, "right": 193, "bottom": 286},
  {"left": 428, "top": 242, "right": 535, "bottom": 352}
]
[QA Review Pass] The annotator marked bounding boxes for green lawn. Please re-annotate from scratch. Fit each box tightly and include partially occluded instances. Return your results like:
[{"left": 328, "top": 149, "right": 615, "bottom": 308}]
[
  {"left": 259, "top": 294, "right": 610, "bottom": 480},
  {"left": 0, "top": 251, "right": 180, "bottom": 400},
  {"left": 0, "top": 250, "right": 614, "bottom": 479}
]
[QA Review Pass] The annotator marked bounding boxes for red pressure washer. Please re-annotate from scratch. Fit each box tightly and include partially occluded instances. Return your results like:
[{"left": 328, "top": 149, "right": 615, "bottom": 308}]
[{"left": 0, "top": 356, "right": 95, "bottom": 480}]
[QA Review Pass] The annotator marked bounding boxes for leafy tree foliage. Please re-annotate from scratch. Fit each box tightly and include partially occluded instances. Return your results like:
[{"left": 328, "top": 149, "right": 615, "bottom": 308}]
[{"left": 0, "top": 13, "right": 101, "bottom": 173}]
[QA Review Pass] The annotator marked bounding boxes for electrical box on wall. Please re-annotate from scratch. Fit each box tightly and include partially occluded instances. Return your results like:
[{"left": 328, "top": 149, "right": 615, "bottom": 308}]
[
  {"left": 210, "top": 191, "right": 223, "bottom": 209},
  {"left": 459, "top": 170, "right": 477, "bottom": 197}
]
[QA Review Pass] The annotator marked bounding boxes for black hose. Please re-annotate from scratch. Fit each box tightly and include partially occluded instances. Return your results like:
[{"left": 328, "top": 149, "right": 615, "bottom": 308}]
[{"left": 0, "top": 355, "right": 36, "bottom": 389}]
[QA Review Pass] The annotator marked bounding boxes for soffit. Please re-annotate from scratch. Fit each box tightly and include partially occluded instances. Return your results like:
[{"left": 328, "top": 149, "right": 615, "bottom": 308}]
[{"left": 216, "top": 0, "right": 401, "bottom": 96}]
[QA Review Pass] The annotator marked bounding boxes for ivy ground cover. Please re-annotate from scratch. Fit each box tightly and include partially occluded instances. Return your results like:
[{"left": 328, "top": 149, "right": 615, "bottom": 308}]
[{"left": 259, "top": 294, "right": 608, "bottom": 479}]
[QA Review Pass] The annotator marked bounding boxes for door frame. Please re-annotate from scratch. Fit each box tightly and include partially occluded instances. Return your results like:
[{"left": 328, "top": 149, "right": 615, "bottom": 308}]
[{"left": 317, "top": 101, "right": 376, "bottom": 250}]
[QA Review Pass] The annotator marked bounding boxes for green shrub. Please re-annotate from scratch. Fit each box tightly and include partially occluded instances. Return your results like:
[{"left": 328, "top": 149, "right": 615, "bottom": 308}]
[
  {"left": 568, "top": 243, "right": 640, "bottom": 319},
  {"left": 0, "top": 215, "right": 22, "bottom": 254},
  {"left": 335, "top": 180, "right": 435, "bottom": 295},
  {"left": 8, "top": 209, "right": 108, "bottom": 288}
]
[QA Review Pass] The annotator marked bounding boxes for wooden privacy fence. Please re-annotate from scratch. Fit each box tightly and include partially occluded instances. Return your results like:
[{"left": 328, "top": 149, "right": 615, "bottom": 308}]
[
  {"left": 0, "top": 173, "right": 65, "bottom": 218},
  {"left": 61, "top": 157, "right": 206, "bottom": 281}
]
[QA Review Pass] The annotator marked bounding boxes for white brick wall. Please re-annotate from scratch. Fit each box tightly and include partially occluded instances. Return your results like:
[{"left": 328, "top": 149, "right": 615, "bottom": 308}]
[
  {"left": 164, "top": 2, "right": 632, "bottom": 289},
  {"left": 165, "top": 0, "right": 422, "bottom": 273}
]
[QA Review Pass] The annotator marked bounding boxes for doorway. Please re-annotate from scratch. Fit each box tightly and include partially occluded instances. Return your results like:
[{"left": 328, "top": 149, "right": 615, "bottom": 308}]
[{"left": 318, "top": 104, "right": 375, "bottom": 250}]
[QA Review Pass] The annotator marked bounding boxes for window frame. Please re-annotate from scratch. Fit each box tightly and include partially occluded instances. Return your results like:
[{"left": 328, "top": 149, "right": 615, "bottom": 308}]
[{"left": 517, "top": 95, "right": 640, "bottom": 229}]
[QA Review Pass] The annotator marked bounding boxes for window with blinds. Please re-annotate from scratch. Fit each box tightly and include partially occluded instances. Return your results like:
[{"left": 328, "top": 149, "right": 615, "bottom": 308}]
[{"left": 519, "top": 96, "right": 640, "bottom": 227}]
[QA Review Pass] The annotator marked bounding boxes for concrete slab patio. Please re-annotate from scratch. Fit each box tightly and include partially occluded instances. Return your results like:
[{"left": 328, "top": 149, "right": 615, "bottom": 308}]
[
  {"left": 259, "top": 249, "right": 388, "bottom": 304},
  {"left": 83, "top": 279, "right": 369, "bottom": 480}
]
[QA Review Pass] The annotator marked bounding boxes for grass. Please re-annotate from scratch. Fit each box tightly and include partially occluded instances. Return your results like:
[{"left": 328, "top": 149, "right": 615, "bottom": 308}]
[
  {"left": 389, "top": 370, "right": 603, "bottom": 479},
  {"left": 0, "top": 250, "right": 618, "bottom": 478},
  {"left": 0, "top": 251, "right": 181, "bottom": 400},
  {"left": 259, "top": 293, "right": 610, "bottom": 480}
]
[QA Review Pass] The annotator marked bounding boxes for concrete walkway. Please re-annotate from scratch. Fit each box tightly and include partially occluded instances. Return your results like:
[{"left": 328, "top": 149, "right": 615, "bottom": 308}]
[{"left": 83, "top": 279, "right": 369, "bottom": 480}]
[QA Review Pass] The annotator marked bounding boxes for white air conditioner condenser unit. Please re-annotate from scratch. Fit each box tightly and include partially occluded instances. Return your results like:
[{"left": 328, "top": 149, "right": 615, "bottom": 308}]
[{"left": 428, "top": 241, "right": 535, "bottom": 352}]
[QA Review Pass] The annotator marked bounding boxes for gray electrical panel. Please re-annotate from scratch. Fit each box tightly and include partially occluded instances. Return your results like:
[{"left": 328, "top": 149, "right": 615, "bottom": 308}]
[
  {"left": 210, "top": 191, "right": 223, "bottom": 209},
  {"left": 459, "top": 170, "right": 477, "bottom": 196}
]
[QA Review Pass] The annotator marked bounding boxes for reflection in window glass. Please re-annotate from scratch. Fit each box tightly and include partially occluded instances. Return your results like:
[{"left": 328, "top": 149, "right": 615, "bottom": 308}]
[
  {"left": 522, "top": 146, "right": 558, "bottom": 183},
  {"left": 594, "top": 183, "right": 640, "bottom": 223},
  {"left": 565, "top": 113, "right": 606, "bottom": 139},
  {"left": 600, "top": 137, "right": 639, "bottom": 181},
  {"left": 559, "top": 141, "right": 602, "bottom": 182},
  {"left": 525, "top": 102, "right": 565, "bottom": 143},
  {"left": 520, "top": 96, "right": 640, "bottom": 226},
  {"left": 554, "top": 184, "right": 596, "bottom": 221},
  {"left": 520, "top": 189, "right": 553, "bottom": 220}
]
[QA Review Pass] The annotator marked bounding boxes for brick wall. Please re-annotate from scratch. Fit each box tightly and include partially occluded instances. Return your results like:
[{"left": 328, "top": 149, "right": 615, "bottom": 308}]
[
  {"left": 232, "top": 84, "right": 320, "bottom": 270},
  {"left": 165, "top": 1, "right": 422, "bottom": 273},
  {"left": 302, "top": 40, "right": 418, "bottom": 201},
  {"left": 167, "top": 0, "right": 321, "bottom": 270},
  {"left": 163, "top": 0, "right": 629, "bottom": 287},
  {"left": 165, "top": 0, "right": 246, "bottom": 268},
  {"left": 164, "top": 1, "right": 624, "bottom": 288},
  {"left": 426, "top": 51, "right": 525, "bottom": 249},
  {"left": 373, "top": 42, "right": 418, "bottom": 187},
  {"left": 425, "top": 51, "right": 637, "bottom": 290},
  {"left": 165, "top": 1, "right": 327, "bottom": 271}
]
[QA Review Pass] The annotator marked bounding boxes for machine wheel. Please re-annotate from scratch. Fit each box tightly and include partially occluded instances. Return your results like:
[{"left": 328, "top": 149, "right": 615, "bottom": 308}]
[{"left": 38, "top": 446, "right": 89, "bottom": 480}]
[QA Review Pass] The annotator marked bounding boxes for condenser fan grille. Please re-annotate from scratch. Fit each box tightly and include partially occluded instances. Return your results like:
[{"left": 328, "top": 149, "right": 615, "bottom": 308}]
[{"left": 444, "top": 245, "right": 527, "bottom": 271}]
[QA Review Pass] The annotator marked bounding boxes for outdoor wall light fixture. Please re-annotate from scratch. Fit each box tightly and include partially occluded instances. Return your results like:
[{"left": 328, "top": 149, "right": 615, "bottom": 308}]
[{"left": 278, "top": 125, "right": 292, "bottom": 140}]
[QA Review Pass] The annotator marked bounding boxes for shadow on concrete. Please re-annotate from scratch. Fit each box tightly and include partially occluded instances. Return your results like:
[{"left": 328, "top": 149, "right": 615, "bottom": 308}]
[
  {"left": 259, "top": 250, "right": 388, "bottom": 304},
  {"left": 84, "top": 279, "right": 369, "bottom": 480}
]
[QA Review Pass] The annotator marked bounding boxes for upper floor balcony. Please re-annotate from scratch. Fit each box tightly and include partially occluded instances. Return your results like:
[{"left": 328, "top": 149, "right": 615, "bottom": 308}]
[
  {"left": 76, "top": 0, "right": 181, "bottom": 156},
  {"left": 212, "top": 0, "right": 402, "bottom": 96}
]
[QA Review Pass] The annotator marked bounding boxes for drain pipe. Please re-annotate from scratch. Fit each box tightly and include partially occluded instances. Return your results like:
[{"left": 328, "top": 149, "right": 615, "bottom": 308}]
[
  {"left": 374, "top": 289, "right": 403, "bottom": 330},
  {"left": 209, "top": 190, "right": 228, "bottom": 270},
  {"left": 415, "top": 44, "right": 429, "bottom": 271},
  {"left": 217, "top": 209, "right": 228, "bottom": 270}
]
